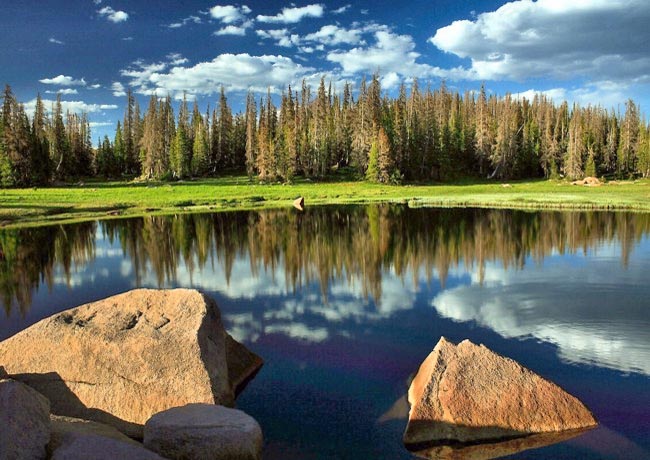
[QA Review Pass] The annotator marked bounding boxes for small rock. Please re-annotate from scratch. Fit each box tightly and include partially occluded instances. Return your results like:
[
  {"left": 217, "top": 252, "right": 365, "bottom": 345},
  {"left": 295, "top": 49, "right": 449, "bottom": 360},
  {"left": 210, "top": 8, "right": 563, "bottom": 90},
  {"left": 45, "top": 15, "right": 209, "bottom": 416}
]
[
  {"left": 51, "top": 435, "right": 165, "bottom": 460},
  {"left": 404, "top": 337, "right": 597, "bottom": 447},
  {"left": 48, "top": 415, "right": 143, "bottom": 453},
  {"left": 0, "top": 378, "right": 51, "bottom": 460},
  {"left": 293, "top": 196, "right": 305, "bottom": 211},
  {"left": 144, "top": 404, "right": 263, "bottom": 460}
]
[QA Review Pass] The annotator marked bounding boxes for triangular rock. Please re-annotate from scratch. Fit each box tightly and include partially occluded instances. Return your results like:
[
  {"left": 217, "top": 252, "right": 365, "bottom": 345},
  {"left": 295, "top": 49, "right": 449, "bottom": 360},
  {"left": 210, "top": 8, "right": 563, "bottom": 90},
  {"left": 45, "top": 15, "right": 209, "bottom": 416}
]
[{"left": 404, "top": 337, "right": 597, "bottom": 448}]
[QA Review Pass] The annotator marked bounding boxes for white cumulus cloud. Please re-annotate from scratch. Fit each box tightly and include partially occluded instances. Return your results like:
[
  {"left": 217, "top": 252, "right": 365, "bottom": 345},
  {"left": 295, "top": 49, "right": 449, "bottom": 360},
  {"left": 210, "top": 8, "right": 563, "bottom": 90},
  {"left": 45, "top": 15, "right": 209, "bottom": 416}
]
[
  {"left": 210, "top": 4, "right": 251, "bottom": 24},
  {"left": 256, "top": 29, "right": 300, "bottom": 47},
  {"left": 39, "top": 75, "right": 87, "bottom": 86},
  {"left": 97, "top": 5, "right": 129, "bottom": 23},
  {"left": 257, "top": 4, "right": 324, "bottom": 24},
  {"left": 45, "top": 88, "right": 78, "bottom": 95},
  {"left": 332, "top": 4, "right": 350, "bottom": 15},
  {"left": 121, "top": 53, "right": 315, "bottom": 98},
  {"left": 214, "top": 22, "right": 251, "bottom": 36},
  {"left": 429, "top": 0, "right": 650, "bottom": 85},
  {"left": 326, "top": 29, "right": 468, "bottom": 87},
  {"left": 303, "top": 24, "right": 363, "bottom": 46},
  {"left": 111, "top": 81, "right": 127, "bottom": 97},
  {"left": 24, "top": 99, "right": 118, "bottom": 116},
  {"left": 168, "top": 15, "right": 202, "bottom": 29}
]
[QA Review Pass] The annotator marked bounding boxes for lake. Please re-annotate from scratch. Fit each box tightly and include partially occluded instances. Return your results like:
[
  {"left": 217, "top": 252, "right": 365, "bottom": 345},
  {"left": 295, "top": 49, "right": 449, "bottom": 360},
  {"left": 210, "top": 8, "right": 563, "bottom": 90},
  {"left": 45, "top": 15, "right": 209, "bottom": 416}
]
[{"left": 1, "top": 205, "right": 649, "bottom": 459}]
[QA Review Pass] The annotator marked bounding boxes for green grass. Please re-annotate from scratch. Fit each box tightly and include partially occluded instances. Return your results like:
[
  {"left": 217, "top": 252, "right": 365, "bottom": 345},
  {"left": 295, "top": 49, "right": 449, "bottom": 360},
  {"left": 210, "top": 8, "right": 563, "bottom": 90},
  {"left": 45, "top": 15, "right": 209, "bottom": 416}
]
[{"left": 1, "top": 176, "right": 649, "bottom": 228}]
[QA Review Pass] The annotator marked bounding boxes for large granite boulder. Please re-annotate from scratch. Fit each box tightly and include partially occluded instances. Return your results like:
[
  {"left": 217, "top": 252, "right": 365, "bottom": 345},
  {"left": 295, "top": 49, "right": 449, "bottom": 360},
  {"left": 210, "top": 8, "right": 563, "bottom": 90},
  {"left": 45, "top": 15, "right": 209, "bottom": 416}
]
[
  {"left": 0, "top": 289, "right": 263, "bottom": 438},
  {"left": 0, "top": 378, "right": 51, "bottom": 460},
  {"left": 404, "top": 337, "right": 597, "bottom": 448},
  {"left": 144, "top": 404, "right": 263, "bottom": 460}
]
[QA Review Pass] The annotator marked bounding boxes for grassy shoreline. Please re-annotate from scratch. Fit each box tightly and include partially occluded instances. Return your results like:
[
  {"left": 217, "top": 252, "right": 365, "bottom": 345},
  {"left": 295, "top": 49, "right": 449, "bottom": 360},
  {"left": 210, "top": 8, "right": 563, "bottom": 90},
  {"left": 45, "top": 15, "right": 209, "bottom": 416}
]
[{"left": 1, "top": 176, "right": 649, "bottom": 228}]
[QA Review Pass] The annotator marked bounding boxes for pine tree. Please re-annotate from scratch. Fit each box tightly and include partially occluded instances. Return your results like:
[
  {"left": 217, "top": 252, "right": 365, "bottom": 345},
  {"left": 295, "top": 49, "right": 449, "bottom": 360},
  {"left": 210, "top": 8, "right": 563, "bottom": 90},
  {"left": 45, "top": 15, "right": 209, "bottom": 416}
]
[
  {"left": 50, "top": 94, "right": 70, "bottom": 181},
  {"left": 170, "top": 125, "right": 191, "bottom": 179},
  {"left": 618, "top": 99, "right": 639, "bottom": 178},
  {"left": 637, "top": 121, "right": 650, "bottom": 178},
  {"left": 216, "top": 87, "right": 233, "bottom": 170},
  {"left": 565, "top": 105, "right": 584, "bottom": 180},
  {"left": 114, "top": 121, "right": 125, "bottom": 176},
  {"left": 376, "top": 126, "right": 395, "bottom": 183},
  {"left": 244, "top": 92, "right": 257, "bottom": 179},
  {"left": 192, "top": 117, "right": 209, "bottom": 176},
  {"left": 365, "top": 139, "right": 379, "bottom": 182},
  {"left": 31, "top": 94, "right": 51, "bottom": 185}
]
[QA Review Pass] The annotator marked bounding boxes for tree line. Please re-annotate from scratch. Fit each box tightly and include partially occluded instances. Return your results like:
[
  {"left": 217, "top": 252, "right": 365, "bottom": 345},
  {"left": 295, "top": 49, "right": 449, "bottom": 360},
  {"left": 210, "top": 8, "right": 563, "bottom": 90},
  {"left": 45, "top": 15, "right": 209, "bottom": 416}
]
[{"left": 2, "top": 77, "right": 650, "bottom": 187}]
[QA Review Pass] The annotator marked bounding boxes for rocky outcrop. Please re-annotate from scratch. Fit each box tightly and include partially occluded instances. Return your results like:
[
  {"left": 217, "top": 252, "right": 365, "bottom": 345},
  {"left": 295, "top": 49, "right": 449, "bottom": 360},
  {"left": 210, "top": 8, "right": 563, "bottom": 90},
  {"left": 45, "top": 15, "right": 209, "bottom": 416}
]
[
  {"left": 0, "top": 289, "right": 263, "bottom": 438},
  {"left": 0, "top": 378, "right": 51, "bottom": 460},
  {"left": 404, "top": 337, "right": 597, "bottom": 448},
  {"left": 144, "top": 404, "right": 263, "bottom": 460}
]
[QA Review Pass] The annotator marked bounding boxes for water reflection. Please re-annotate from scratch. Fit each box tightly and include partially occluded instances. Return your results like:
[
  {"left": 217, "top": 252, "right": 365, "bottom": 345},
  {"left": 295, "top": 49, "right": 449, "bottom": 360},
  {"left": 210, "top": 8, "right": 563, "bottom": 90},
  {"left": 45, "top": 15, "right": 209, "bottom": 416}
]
[{"left": 1, "top": 206, "right": 650, "bottom": 377}]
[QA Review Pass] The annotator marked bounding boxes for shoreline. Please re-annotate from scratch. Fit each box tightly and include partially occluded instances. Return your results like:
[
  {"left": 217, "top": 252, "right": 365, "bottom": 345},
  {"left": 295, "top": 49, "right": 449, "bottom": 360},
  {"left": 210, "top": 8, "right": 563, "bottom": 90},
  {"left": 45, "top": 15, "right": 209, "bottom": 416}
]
[{"left": 1, "top": 177, "right": 649, "bottom": 228}]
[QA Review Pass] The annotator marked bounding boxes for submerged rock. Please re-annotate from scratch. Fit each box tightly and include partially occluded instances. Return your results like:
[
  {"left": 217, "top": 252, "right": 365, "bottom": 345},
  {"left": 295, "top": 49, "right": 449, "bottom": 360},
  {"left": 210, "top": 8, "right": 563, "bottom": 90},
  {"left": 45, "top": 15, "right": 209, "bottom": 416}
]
[
  {"left": 144, "top": 404, "right": 263, "bottom": 460},
  {"left": 404, "top": 337, "right": 597, "bottom": 448},
  {"left": 0, "top": 289, "right": 263, "bottom": 438},
  {"left": 0, "top": 378, "right": 51, "bottom": 460}
]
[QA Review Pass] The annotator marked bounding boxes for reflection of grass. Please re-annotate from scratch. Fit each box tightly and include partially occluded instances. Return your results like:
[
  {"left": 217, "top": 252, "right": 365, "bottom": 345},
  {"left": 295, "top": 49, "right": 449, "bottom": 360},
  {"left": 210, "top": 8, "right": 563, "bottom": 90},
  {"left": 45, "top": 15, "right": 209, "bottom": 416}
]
[{"left": 0, "top": 176, "right": 649, "bottom": 228}]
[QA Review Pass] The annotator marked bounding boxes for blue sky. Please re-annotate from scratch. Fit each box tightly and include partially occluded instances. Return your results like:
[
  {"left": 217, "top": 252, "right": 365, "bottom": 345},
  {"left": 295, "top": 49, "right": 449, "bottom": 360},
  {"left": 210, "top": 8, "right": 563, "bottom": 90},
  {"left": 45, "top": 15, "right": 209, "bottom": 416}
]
[{"left": 2, "top": 0, "right": 650, "bottom": 141}]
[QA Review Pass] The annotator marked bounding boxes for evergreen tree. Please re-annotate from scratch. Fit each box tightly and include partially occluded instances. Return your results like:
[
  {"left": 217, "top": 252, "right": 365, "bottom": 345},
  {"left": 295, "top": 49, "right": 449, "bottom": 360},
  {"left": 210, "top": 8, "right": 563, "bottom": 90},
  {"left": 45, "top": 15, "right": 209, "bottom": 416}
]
[
  {"left": 244, "top": 92, "right": 257, "bottom": 179},
  {"left": 618, "top": 99, "right": 639, "bottom": 178},
  {"left": 30, "top": 94, "right": 50, "bottom": 184},
  {"left": 114, "top": 121, "right": 125, "bottom": 176},
  {"left": 50, "top": 94, "right": 70, "bottom": 181},
  {"left": 365, "top": 139, "right": 379, "bottom": 182},
  {"left": 192, "top": 117, "right": 209, "bottom": 176}
]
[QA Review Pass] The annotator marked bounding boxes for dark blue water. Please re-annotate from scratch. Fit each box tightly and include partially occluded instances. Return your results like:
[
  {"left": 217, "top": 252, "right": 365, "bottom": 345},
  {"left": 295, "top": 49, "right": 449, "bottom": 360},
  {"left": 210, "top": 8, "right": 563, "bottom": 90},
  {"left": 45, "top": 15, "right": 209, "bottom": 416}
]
[{"left": 1, "top": 206, "right": 649, "bottom": 459}]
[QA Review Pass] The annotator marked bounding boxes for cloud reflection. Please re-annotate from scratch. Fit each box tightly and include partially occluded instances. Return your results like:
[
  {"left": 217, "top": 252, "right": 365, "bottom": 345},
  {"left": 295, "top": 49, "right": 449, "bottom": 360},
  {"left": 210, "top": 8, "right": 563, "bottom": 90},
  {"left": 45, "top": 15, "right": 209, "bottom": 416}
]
[{"left": 432, "top": 246, "right": 650, "bottom": 375}]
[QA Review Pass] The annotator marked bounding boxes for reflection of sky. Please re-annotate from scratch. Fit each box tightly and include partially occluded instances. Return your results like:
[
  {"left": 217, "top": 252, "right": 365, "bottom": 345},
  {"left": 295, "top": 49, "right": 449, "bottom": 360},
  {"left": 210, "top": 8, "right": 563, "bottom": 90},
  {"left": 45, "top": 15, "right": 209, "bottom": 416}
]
[
  {"left": 118, "top": 234, "right": 650, "bottom": 378},
  {"left": 135, "top": 254, "right": 429, "bottom": 345},
  {"left": 432, "top": 239, "right": 650, "bottom": 376},
  {"left": 3, "top": 222, "right": 650, "bottom": 380}
]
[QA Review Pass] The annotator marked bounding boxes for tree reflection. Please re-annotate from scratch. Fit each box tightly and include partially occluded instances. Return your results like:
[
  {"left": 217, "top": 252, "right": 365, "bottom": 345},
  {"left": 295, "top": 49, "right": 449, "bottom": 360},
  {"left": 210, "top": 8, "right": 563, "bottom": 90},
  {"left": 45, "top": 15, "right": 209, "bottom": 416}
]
[
  {"left": 1, "top": 207, "right": 648, "bottom": 316},
  {"left": 0, "top": 222, "right": 96, "bottom": 315}
]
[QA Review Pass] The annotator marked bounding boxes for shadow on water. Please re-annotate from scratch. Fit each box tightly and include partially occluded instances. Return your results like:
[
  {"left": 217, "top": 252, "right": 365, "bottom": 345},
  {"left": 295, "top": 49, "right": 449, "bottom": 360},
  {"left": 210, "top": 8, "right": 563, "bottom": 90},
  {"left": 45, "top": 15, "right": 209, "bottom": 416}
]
[{"left": 405, "top": 425, "right": 593, "bottom": 460}]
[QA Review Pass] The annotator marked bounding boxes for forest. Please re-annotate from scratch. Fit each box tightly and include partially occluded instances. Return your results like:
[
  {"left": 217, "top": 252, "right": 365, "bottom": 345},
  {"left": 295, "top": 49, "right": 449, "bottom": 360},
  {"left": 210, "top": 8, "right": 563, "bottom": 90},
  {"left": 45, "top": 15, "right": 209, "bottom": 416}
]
[{"left": 1, "top": 75, "right": 650, "bottom": 188}]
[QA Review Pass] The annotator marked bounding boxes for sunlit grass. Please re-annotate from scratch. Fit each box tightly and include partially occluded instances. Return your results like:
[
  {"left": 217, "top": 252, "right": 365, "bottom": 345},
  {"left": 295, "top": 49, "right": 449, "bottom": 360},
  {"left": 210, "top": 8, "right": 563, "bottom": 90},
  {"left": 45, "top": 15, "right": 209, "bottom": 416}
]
[{"left": 0, "top": 176, "right": 648, "bottom": 228}]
